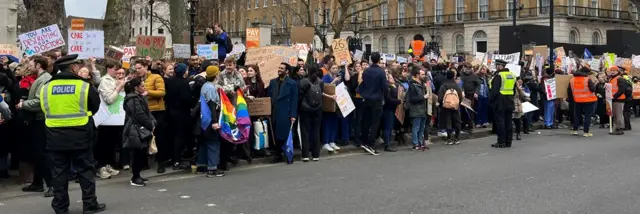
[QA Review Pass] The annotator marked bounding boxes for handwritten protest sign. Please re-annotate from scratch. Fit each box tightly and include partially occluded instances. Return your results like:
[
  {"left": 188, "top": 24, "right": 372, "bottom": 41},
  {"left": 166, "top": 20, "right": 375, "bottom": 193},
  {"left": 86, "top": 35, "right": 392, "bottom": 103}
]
[
  {"left": 335, "top": 83, "right": 356, "bottom": 116},
  {"left": 246, "top": 28, "right": 260, "bottom": 49},
  {"left": 293, "top": 43, "right": 310, "bottom": 62},
  {"left": 633, "top": 55, "right": 640, "bottom": 68},
  {"left": 246, "top": 97, "right": 271, "bottom": 116},
  {"left": 0, "top": 44, "right": 19, "bottom": 57},
  {"left": 135, "top": 35, "right": 165, "bottom": 59},
  {"left": 491, "top": 52, "right": 520, "bottom": 71},
  {"left": 396, "top": 56, "right": 408, "bottom": 63},
  {"left": 68, "top": 30, "right": 105, "bottom": 59},
  {"left": 545, "top": 78, "right": 557, "bottom": 100},
  {"left": 196, "top": 44, "right": 219, "bottom": 60},
  {"left": 172, "top": 44, "right": 190, "bottom": 59},
  {"left": 353, "top": 50, "right": 363, "bottom": 61},
  {"left": 19, "top": 24, "right": 66, "bottom": 56},
  {"left": 122, "top": 46, "right": 136, "bottom": 62},
  {"left": 332, "top": 38, "right": 352, "bottom": 65},
  {"left": 92, "top": 92, "right": 126, "bottom": 127},
  {"left": 589, "top": 59, "right": 601, "bottom": 71},
  {"left": 246, "top": 46, "right": 299, "bottom": 87},
  {"left": 229, "top": 44, "right": 246, "bottom": 57},
  {"left": 104, "top": 46, "right": 124, "bottom": 61}
]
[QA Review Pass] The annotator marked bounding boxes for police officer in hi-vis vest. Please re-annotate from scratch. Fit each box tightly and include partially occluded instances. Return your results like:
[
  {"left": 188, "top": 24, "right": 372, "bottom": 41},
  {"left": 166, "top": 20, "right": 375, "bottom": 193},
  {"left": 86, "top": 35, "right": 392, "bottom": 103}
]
[
  {"left": 39, "top": 54, "right": 106, "bottom": 214},
  {"left": 489, "top": 59, "right": 517, "bottom": 148}
]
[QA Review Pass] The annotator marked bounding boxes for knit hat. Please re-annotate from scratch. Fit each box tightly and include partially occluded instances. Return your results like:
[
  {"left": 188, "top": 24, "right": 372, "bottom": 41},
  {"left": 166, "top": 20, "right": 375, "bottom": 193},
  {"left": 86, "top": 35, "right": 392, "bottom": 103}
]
[
  {"left": 206, "top": 65, "right": 220, "bottom": 79},
  {"left": 175, "top": 63, "right": 187, "bottom": 77}
]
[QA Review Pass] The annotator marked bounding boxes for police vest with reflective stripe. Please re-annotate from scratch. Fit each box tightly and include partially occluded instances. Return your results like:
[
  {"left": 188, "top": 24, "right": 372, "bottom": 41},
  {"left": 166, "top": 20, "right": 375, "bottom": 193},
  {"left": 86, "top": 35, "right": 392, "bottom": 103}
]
[
  {"left": 497, "top": 71, "right": 516, "bottom": 95},
  {"left": 39, "top": 79, "right": 92, "bottom": 128},
  {"left": 570, "top": 76, "right": 597, "bottom": 103}
]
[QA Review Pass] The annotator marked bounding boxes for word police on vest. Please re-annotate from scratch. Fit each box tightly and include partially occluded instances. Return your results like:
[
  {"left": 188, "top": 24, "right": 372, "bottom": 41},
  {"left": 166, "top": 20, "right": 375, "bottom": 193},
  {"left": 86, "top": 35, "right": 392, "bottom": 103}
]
[{"left": 52, "top": 85, "right": 76, "bottom": 95}]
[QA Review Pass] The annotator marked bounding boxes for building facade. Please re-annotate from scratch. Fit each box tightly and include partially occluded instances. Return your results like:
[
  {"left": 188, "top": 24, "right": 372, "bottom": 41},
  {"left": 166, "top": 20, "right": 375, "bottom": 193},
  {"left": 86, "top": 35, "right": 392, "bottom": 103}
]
[
  {"left": 0, "top": 0, "right": 18, "bottom": 45},
  {"left": 219, "top": 0, "right": 639, "bottom": 55},
  {"left": 129, "top": 0, "right": 172, "bottom": 47}
]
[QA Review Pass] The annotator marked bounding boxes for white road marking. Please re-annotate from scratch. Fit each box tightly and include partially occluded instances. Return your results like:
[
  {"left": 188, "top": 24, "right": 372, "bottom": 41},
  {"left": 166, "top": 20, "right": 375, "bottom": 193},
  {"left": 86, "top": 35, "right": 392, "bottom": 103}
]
[
  {"left": 180, "top": 195, "right": 190, "bottom": 199},
  {"left": 206, "top": 203, "right": 216, "bottom": 207},
  {"left": 157, "top": 189, "right": 167, "bottom": 192}
]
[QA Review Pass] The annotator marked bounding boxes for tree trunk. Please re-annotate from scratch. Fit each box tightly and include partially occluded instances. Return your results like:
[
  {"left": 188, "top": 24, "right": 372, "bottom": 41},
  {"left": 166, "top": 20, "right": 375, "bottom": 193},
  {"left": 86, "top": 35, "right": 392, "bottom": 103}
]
[
  {"left": 22, "top": 0, "right": 65, "bottom": 33},
  {"left": 169, "top": 0, "right": 186, "bottom": 43},
  {"left": 104, "top": 0, "right": 133, "bottom": 46}
]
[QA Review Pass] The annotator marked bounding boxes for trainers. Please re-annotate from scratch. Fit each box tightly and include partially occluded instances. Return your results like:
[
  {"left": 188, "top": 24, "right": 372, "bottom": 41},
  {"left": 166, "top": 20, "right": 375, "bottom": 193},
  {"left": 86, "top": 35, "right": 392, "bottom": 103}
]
[
  {"left": 364, "top": 146, "right": 377, "bottom": 155},
  {"left": 424, "top": 140, "right": 433, "bottom": 145},
  {"left": 571, "top": 131, "right": 579, "bottom": 136},
  {"left": 206, "top": 170, "right": 225, "bottom": 177},
  {"left": 21, "top": 184, "right": 43, "bottom": 192},
  {"left": 122, "top": 165, "right": 130, "bottom": 171},
  {"left": 360, "top": 145, "right": 373, "bottom": 154},
  {"left": 375, "top": 138, "right": 384, "bottom": 145},
  {"left": 322, "top": 144, "right": 335, "bottom": 152},
  {"left": 312, "top": 158, "right": 320, "bottom": 161},
  {"left": 413, "top": 145, "right": 421, "bottom": 150},
  {"left": 44, "top": 187, "right": 54, "bottom": 197},
  {"left": 130, "top": 177, "right": 146, "bottom": 187},
  {"left": 583, "top": 133, "right": 593, "bottom": 137},
  {"left": 302, "top": 158, "right": 310, "bottom": 162},
  {"left": 445, "top": 140, "right": 453, "bottom": 145},
  {"left": 437, "top": 131, "right": 448, "bottom": 137},
  {"left": 371, "top": 149, "right": 380, "bottom": 155},
  {"left": 453, "top": 139, "right": 461, "bottom": 145},
  {"left": 105, "top": 165, "right": 120, "bottom": 176},
  {"left": 329, "top": 142, "right": 341, "bottom": 150},
  {"left": 96, "top": 167, "right": 111, "bottom": 179}
]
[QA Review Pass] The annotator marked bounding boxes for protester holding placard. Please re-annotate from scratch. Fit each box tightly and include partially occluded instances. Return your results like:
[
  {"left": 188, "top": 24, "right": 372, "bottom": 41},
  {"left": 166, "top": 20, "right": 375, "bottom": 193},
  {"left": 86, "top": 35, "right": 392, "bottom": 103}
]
[
  {"left": 512, "top": 78, "right": 530, "bottom": 141},
  {"left": 95, "top": 61, "right": 125, "bottom": 179},
  {"left": 321, "top": 63, "right": 346, "bottom": 152},
  {"left": 206, "top": 24, "right": 231, "bottom": 62},
  {"left": 608, "top": 66, "right": 631, "bottom": 135},
  {"left": 382, "top": 70, "right": 401, "bottom": 152},
  {"left": 540, "top": 68, "right": 556, "bottom": 129}
]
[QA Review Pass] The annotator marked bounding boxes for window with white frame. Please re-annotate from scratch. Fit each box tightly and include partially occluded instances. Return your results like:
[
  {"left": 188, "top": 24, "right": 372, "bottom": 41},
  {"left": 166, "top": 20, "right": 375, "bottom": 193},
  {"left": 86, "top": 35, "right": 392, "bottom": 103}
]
[
  {"left": 272, "top": 16, "right": 276, "bottom": 32},
  {"left": 273, "top": 0, "right": 276, "bottom": 6},
  {"left": 314, "top": 9, "right": 319, "bottom": 25},
  {"left": 632, "top": 5, "right": 639, "bottom": 21},
  {"left": 612, "top": 0, "right": 619, "bottom": 18},
  {"left": 232, "top": 1, "right": 235, "bottom": 11},
  {"left": 592, "top": 31, "right": 600, "bottom": 44},
  {"left": 567, "top": 0, "right": 576, "bottom": 15},
  {"left": 590, "top": 0, "right": 599, "bottom": 17},
  {"left": 247, "top": 0, "right": 251, "bottom": 10},
  {"left": 380, "top": 37, "right": 388, "bottom": 53},
  {"left": 264, "top": 0, "right": 267, "bottom": 7},
  {"left": 231, "top": 20, "right": 235, "bottom": 32},
  {"left": 540, "top": 0, "right": 550, "bottom": 15},
  {"left": 366, "top": 5, "right": 373, "bottom": 27},
  {"left": 247, "top": 19, "right": 251, "bottom": 28},
  {"left": 398, "top": 0, "right": 405, "bottom": 25},
  {"left": 435, "top": 35, "right": 443, "bottom": 47},
  {"left": 397, "top": 37, "right": 405, "bottom": 54},
  {"left": 254, "top": 18, "right": 258, "bottom": 25},
  {"left": 435, "top": 0, "right": 443, "bottom": 23},
  {"left": 282, "top": 15, "right": 287, "bottom": 29},
  {"left": 569, "top": 30, "right": 578, "bottom": 43},
  {"left": 351, "top": 6, "right": 357, "bottom": 22},
  {"left": 416, "top": 0, "right": 424, "bottom": 24},
  {"left": 479, "top": 0, "right": 488, "bottom": 19},
  {"left": 506, "top": 0, "right": 513, "bottom": 17},
  {"left": 255, "top": 0, "right": 259, "bottom": 8},
  {"left": 456, "top": 0, "right": 464, "bottom": 21},
  {"left": 381, "top": 3, "right": 388, "bottom": 26},
  {"left": 455, "top": 34, "right": 464, "bottom": 53}
]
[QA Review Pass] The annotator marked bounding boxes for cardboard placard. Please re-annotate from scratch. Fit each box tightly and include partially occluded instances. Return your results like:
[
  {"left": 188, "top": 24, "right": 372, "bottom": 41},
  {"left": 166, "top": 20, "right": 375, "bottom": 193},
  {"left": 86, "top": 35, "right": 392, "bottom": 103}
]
[
  {"left": 533, "top": 46, "right": 549, "bottom": 62},
  {"left": 331, "top": 38, "right": 352, "bottom": 65},
  {"left": 246, "top": 28, "right": 260, "bottom": 49},
  {"left": 68, "top": 30, "right": 105, "bottom": 59},
  {"left": 245, "top": 46, "right": 299, "bottom": 87},
  {"left": 246, "top": 97, "right": 272, "bottom": 116},
  {"left": 555, "top": 75, "right": 573, "bottom": 99},
  {"left": 395, "top": 87, "right": 405, "bottom": 124},
  {"left": 172, "top": 44, "right": 190, "bottom": 59},
  {"left": 290, "top": 27, "right": 315, "bottom": 44},
  {"left": 122, "top": 46, "right": 136, "bottom": 62},
  {"left": 70, "top": 18, "right": 85, "bottom": 31},
  {"left": 0, "top": 44, "right": 19, "bottom": 57},
  {"left": 104, "top": 46, "right": 124, "bottom": 61},
  {"left": 135, "top": 35, "right": 166, "bottom": 59},
  {"left": 322, "top": 84, "right": 336, "bottom": 112},
  {"left": 19, "top": 24, "right": 66, "bottom": 56}
]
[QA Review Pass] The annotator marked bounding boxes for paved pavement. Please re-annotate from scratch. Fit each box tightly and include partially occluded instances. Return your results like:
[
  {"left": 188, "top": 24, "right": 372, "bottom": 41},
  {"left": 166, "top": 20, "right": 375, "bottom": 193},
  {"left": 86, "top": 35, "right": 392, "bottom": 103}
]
[{"left": 2, "top": 121, "right": 640, "bottom": 214}]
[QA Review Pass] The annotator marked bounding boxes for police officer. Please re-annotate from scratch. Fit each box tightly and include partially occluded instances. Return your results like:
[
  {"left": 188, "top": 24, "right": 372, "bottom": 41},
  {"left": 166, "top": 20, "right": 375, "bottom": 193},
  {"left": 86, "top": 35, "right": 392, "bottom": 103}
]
[
  {"left": 489, "top": 59, "right": 516, "bottom": 148},
  {"left": 39, "top": 54, "right": 106, "bottom": 214}
]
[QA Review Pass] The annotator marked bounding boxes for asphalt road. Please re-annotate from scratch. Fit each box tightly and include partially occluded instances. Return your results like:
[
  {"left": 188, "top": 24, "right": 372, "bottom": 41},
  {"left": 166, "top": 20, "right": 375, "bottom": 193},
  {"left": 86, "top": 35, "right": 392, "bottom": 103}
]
[{"left": 2, "top": 121, "right": 640, "bottom": 214}]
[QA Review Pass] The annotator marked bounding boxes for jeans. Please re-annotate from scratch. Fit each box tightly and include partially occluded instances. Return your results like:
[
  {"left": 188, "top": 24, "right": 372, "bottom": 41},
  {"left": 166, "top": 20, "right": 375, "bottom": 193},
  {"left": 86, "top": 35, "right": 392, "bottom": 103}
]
[
  {"left": 475, "top": 97, "right": 490, "bottom": 125},
  {"left": 197, "top": 137, "right": 221, "bottom": 170},
  {"left": 573, "top": 102, "right": 596, "bottom": 133},
  {"left": 360, "top": 99, "right": 383, "bottom": 147},
  {"left": 411, "top": 117, "right": 427, "bottom": 146},
  {"left": 544, "top": 100, "right": 555, "bottom": 126},
  {"left": 381, "top": 109, "right": 395, "bottom": 146}
]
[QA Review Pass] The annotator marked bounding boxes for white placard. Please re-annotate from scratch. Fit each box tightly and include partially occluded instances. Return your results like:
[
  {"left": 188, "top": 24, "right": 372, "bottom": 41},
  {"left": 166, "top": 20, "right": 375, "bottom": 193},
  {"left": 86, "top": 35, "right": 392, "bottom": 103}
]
[
  {"left": 335, "top": 83, "right": 356, "bottom": 117},
  {"left": 545, "top": 78, "right": 557, "bottom": 100},
  {"left": 396, "top": 56, "right": 408, "bottom": 63},
  {"left": 122, "top": 46, "right": 136, "bottom": 62},
  {"left": 230, "top": 44, "right": 246, "bottom": 57},
  {"left": 68, "top": 30, "right": 104, "bottom": 59},
  {"left": 633, "top": 55, "right": 640, "bottom": 68},
  {"left": 491, "top": 52, "right": 521, "bottom": 70},
  {"left": 382, "top": 53, "right": 396, "bottom": 61},
  {"left": 19, "top": 24, "right": 66, "bottom": 56},
  {"left": 506, "top": 64, "right": 521, "bottom": 77},
  {"left": 196, "top": 44, "right": 219, "bottom": 60},
  {"left": 92, "top": 92, "right": 126, "bottom": 126},
  {"left": 522, "top": 101, "right": 539, "bottom": 113},
  {"left": 172, "top": 44, "right": 190, "bottom": 59},
  {"left": 353, "top": 49, "right": 363, "bottom": 61},
  {"left": 293, "top": 43, "right": 310, "bottom": 62}
]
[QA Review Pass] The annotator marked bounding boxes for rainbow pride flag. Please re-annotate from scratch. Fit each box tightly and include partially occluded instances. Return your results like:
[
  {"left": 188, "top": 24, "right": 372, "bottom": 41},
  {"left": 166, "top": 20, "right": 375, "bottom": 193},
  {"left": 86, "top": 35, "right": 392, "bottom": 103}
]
[{"left": 218, "top": 88, "right": 251, "bottom": 144}]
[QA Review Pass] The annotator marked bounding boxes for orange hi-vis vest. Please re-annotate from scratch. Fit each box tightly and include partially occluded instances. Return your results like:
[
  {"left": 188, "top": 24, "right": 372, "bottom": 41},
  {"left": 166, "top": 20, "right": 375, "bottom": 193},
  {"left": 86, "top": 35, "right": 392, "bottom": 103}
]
[
  {"left": 611, "top": 76, "right": 626, "bottom": 100},
  {"left": 410, "top": 40, "right": 425, "bottom": 61},
  {"left": 633, "top": 83, "right": 640, "bottom": 99},
  {"left": 570, "top": 76, "right": 597, "bottom": 103}
]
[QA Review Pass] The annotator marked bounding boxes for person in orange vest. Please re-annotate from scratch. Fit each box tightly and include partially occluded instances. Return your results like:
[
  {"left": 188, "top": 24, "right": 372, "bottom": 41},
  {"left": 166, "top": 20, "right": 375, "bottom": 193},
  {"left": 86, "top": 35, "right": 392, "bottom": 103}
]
[
  {"left": 632, "top": 76, "right": 640, "bottom": 117},
  {"left": 407, "top": 34, "right": 429, "bottom": 62},
  {"left": 567, "top": 67, "right": 597, "bottom": 137},
  {"left": 608, "top": 66, "right": 632, "bottom": 135}
]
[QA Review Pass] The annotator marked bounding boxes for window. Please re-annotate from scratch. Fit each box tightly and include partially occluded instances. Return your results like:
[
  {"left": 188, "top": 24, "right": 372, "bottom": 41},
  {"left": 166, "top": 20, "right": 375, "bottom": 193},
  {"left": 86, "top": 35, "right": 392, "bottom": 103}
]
[
  {"left": 632, "top": 5, "right": 639, "bottom": 21},
  {"left": 255, "top": 0, "right": 259, "bottom": 8},
  {"left": 380, "top": 37, "right": 388, "bottom": 53},
  {"left": 247, "top": 19, "right": 251, "bottom": 28},
  {"left": 398, "top": 0, "right": 405, "bottom": 25},
  {"left": 145, "top": 7, "right": 149, "bottom": 20},
  {"left": 139, "top": 27, "right": 142, "bottom": 35},
  {"left": 540, "top": 0, "right": 550, "bottom": 15},
  {"left": 282, "top": 15, "right": 287, "bottom": 29},
  {"left": 612, "top": 0, "right": 619, "bottom": 18},
  {"left": 506, "top": 0, "right": 513, "bottom": 17},
  {"left": 273, "top": 0, "right": 276, "bottom": 6},
  {"left": 232, "top": 1, "right": 235, "bottom": 11},
  {"left": 366, "top": 6, "right": 373, "bottom": 27},
  {"left": 472, "top": 31, "right": 487, "bottom": 53},
  {"left": 568, "top": 0, "right": 576, "bottom": 15},
  {"left": 456, "top": 0, "right": 464, "bottom": 21},
  {"left": 325, "top": 9, "right": 331, "bottom": 24},
  {"left": 592, "top": 31, "right": 601, "bottom": 45},
  {"left": 231, "top": 20, "right": 235, "bottom": 32},
  {"left": 590, "top": 0, "right": 599, "bottom": 17},
  {"left": 272, "top": 16, "right": 276, "bottom": 33},
  {"left": 351, "top": 6, "right": 357, "bottom": 22},
  {"left": 264, "top": 0, "right": 267, "bottom": 7},
  {"left": 254, "top": 18, "right": 258, "bottom": 25},
  {"left": 139, "top": 8, "right": 142, "bottom": 20},
  {"left": 479, "top": 0, "right": 488, "bottom": 19},
  {"left": 416, "top": 0, "right": 424, "bottom": 24},
  {"left": 158, "top": 28, "right": 164, "bottom": 34},
  {"left": 145, "top": 27, "right": 148, "bottom": 35},
  {"left": 381, "top": 3, "right": 388, "bottom": 26},
  {"left": 455, "top": 34, "right": 464, "bottom": 53},
  {"left": 435, "top": 0, "right": 443, "bottom": 23},
  {"left": 397, "top": 37, "right": 405, "bottom": 54},
  {"left": 131, "top": 28, "right": 134, "bottom": 38},
  {"left": 435, "top": 36, "right": 443, "bottom": 47},
  {"left": 247, "top": 0, "right": 251, "bottom": 9},
  {"left": 569, "top": 30, "right": 578, "bottom": 43},
  {"left": 314, "top": 9, "right": 319, "bottom": 25},
  {"left": 132, "top": 10, "right": 135, "bottom": 21}
]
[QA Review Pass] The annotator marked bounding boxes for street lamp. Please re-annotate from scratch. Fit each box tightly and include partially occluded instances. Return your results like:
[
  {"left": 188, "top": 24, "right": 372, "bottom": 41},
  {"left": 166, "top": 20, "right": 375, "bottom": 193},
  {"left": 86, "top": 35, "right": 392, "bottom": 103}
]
[
  {"left": 351, "top": 17, "right": 361, "bottom": 38},
  {"left": 426, "top": 25, "right": 439, "bottom": 54},
  {"left": 188, "top": 0, "right": 198, "bottom": 55},
  {"left": 149, "top": 0, "right": 155, "bottom": 36},
  {"left": 349, "top": 17, "right": 362, "bottom": 53}
]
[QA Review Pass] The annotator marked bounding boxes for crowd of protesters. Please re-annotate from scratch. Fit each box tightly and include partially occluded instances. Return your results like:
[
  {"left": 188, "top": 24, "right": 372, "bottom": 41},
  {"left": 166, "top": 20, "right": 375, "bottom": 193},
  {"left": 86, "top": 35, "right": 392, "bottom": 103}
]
[{"left": 0, "top": 32, "right": 638, "bottom": 195}]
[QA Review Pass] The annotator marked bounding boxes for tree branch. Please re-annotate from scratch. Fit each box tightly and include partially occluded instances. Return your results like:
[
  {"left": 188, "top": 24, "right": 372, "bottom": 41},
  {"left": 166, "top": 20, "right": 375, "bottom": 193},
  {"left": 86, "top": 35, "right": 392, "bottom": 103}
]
[{"left": 152, "top": 11, "right": 173, "bottom": 33}]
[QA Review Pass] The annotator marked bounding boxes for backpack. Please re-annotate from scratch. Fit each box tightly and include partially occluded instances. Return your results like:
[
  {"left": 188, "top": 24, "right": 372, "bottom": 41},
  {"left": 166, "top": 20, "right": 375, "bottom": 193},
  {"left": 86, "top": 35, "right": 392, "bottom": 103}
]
[
  {"left": 303, "top": 79, "right": 323, "bottom": 111},
  {"left": 225, "top": 36, "right": 233, "bottom": 54},
  {"left": 443, "top": 88, "right": 460, "bottom": 110}
]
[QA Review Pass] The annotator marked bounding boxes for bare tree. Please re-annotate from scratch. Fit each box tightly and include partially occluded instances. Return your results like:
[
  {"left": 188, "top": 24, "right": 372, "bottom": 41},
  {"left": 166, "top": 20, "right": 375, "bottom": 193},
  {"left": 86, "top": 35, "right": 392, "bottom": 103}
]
[
  {"left": 150, "top": 0, "right": 188, "bottom": 43},
  {"left": 22, "top": 0, "right": 66, "bottom": 32},
  {"left": 277, "top": 0, "right": 387, "bottom": 50},
  {"left": 104, "top": 0, "right": 133, "bottom": 45}
]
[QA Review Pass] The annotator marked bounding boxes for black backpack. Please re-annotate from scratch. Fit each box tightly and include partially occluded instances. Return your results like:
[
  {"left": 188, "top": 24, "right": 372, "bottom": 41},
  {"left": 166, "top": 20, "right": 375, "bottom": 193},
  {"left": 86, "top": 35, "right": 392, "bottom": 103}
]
[
  {"left": 302, "top": 79, "right": 323, "bottom": 111},
  {"left": 225, "top": 36, "right": 233, "bottom": 54}
]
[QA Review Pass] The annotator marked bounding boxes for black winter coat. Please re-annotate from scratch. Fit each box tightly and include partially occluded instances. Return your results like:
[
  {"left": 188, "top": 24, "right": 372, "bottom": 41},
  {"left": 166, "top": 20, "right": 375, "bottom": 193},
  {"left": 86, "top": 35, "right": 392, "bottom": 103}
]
[{"left": 123, "top": 93, "right": 156, "bottom": 149}]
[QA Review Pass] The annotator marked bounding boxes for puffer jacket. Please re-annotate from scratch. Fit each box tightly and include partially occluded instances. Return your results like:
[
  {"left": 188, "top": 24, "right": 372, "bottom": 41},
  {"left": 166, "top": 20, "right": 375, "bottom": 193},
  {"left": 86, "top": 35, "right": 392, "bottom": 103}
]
[
  {"left": 405, "top": 78, "right": 427, "bottom": 117},
  {"left": 123, "top": 93, "right": 156, "bottom": 149},
  {"left": 144, "top": 71, "right": 166, "bottom": 111}
]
